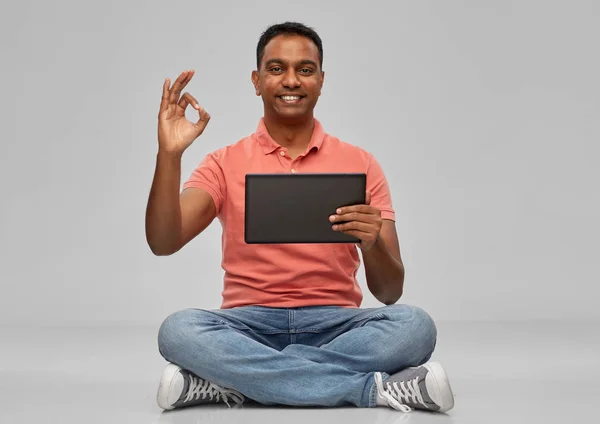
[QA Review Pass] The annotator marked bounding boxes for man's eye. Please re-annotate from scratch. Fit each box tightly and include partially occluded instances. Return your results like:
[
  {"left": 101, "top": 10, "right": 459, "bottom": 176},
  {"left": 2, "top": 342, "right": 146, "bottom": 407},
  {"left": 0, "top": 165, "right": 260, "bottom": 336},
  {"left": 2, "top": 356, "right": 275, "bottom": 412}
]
[
  {"left": 270, "top": 67, "right": 282, "bottom": 72},
  {"left": 300, "top": 68, "right": 313, "bottom": 74}
]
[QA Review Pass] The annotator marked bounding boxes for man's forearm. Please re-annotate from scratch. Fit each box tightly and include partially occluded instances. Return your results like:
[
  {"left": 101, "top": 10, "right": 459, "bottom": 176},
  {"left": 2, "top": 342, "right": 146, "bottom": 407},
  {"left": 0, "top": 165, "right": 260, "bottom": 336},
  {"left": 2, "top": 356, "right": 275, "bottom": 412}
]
[
  {"left": 361, "top": 236, "right": 405, "bottom": 304},
  {"left": 145, "top": 150, "right": 184, "bottom": 255}
]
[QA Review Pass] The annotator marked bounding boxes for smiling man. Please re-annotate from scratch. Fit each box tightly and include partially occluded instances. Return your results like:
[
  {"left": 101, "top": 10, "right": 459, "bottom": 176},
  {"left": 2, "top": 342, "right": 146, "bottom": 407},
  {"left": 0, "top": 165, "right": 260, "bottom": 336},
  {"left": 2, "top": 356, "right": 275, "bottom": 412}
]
[{"left": 146, "top": 22, "right": 455, "bottom": 414}]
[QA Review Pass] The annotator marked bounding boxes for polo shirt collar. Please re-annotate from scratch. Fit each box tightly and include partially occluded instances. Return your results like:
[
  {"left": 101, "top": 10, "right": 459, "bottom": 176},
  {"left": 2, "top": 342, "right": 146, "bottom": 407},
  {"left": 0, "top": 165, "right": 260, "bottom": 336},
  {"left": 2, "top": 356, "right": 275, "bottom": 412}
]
[{"left": 255, "top": 117, "right": 325, "bottom": 155}]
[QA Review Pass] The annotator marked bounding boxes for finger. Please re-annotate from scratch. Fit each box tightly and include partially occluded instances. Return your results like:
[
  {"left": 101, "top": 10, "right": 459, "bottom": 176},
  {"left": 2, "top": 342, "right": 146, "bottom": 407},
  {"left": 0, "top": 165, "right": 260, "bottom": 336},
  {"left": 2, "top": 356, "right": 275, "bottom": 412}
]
[
  {"left": 160, "top": 78, "right": 171, "bottom": 113},
  {"left": 169, "top": 70, "right": 194, "bottom": 104},
  {"left": 329, "top": 208, "right": 381, "bottom": 222},
  {"left": 332, "top": 221, "right": 372, "bottom": 233},
  {"left": 366, "top": 190, "right": 371, "bottom": 205},
  {"left": 168, "top": 71, "right": 187, "bottom": 102},
  {"left": 330, "top": 212, "right": 374, "bottom": 225},
  {"left": 180, "top": 69, "right": 194, "bottom": 90},
  {"left": 338, "top": 229, "right": 372, "bottom": 242},
  {"left": 175, "top": 94, "right": 191, "bottom": 116},
  {"left": 195, "top": 106, "right": 211, "bottom": 128},
  {"left": 335, "top": 205, "right": 374, "bottom": 215},
  {"left": 177, "top": 92, "right": 200, "bottom": 116}
]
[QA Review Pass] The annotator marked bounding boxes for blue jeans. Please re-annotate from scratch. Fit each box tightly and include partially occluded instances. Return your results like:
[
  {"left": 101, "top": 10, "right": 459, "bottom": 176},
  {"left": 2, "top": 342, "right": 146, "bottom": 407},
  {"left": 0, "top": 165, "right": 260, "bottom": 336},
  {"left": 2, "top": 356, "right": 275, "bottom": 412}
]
[{"left": 157, "top": 304, "right": 437, "bottom": 408}]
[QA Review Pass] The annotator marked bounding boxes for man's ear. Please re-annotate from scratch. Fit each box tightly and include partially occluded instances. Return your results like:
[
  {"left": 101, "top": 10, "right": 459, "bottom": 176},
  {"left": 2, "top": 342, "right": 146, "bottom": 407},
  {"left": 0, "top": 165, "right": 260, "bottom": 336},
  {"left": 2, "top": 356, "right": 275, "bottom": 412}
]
[
  {"left": 251, "top": 70, "right": 260, "bottom": 96},
  {"left": 319, "top": 71, "right": 325, "bottom": 96}
]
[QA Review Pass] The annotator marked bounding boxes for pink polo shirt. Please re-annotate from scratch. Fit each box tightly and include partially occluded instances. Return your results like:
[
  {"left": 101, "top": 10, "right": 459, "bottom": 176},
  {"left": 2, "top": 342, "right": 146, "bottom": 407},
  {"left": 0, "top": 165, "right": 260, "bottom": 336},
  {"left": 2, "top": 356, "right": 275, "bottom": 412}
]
[{"left": 183, "top": 118, "right": 395, "bottom": 309}]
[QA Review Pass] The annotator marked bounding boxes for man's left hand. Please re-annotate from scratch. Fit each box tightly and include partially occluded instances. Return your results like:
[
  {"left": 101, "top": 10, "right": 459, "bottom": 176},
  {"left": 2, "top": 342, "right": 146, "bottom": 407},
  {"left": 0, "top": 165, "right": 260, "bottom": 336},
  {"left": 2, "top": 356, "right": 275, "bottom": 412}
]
[{"left": 329, "top": 190, "right": 382, "bottom": 251}]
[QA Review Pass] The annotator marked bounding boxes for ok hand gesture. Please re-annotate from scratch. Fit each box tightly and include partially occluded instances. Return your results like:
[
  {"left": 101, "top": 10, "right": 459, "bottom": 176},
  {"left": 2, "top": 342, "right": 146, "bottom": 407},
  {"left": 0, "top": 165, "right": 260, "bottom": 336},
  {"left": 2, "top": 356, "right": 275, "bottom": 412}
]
[{"left": 157, "top": 69, "right": 211, "bottom": 155}]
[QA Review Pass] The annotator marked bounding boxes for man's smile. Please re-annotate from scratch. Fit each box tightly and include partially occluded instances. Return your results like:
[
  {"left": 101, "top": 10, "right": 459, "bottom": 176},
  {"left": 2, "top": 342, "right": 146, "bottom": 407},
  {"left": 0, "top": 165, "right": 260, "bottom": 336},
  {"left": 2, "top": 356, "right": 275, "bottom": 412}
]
[{"left": 277, "top": 94, "right": 305, "bottom": 104}]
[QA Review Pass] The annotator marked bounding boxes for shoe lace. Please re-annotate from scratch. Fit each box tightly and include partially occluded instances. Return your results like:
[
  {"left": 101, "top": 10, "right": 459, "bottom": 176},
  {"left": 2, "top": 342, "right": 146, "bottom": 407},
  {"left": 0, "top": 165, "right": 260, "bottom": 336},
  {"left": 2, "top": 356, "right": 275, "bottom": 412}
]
[
  {"left": 375, "top": 372, "right": 427, "bottom": 413},
  {"left": 184, "top": 374, "right": 244, "bottom": 407}
]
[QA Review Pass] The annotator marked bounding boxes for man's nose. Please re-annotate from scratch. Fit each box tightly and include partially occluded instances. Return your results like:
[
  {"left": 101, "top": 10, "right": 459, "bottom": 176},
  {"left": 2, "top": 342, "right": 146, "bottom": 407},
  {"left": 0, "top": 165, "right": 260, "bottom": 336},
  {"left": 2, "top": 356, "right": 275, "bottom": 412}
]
[{"left": 282, "top": 70, "right": 301, "bottom": 88}]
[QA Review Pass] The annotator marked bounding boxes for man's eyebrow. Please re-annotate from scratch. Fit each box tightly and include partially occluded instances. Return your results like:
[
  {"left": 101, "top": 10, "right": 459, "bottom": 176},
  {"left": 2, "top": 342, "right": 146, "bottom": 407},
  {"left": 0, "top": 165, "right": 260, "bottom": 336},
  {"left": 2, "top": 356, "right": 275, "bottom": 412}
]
[{"left": 264, "top": 58, "right": 318, "bottom": 68}]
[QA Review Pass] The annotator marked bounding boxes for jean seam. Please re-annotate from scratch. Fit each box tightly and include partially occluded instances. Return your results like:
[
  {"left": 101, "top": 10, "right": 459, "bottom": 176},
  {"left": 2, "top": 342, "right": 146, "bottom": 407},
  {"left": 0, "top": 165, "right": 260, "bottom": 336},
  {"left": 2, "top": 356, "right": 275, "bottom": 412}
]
[
  {"left": 298, "top": 313, "right": 387, "bottom": 334},
  {"left": 215, "top": 320, "right": 289, "bottom": 334},
  {"left": 368, "top": 371, "right": 390, "bottom": 407}
]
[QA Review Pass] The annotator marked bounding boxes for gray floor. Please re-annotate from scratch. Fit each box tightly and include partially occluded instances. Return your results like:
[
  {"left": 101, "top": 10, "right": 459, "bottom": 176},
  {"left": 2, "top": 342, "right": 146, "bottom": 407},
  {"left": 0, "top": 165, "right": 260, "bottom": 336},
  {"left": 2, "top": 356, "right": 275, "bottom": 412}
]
[{"left": 2, "top": 320, "right": 597, "bottom": 423}]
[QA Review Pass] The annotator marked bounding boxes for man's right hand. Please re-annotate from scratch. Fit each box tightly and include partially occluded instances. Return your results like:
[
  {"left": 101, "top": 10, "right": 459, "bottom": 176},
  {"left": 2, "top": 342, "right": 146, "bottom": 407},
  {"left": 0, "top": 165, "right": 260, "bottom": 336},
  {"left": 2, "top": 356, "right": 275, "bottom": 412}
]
[{"left": 158, "top": 69, "right": 211, "bottom": 155}]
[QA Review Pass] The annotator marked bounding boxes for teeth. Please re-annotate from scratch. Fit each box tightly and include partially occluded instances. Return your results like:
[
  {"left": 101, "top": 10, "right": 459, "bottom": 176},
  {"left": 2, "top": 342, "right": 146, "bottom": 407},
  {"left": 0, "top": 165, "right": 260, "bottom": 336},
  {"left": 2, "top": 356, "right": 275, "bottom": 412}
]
[{"left": 281, "top": 96, "right": 301, "bottom": 101}]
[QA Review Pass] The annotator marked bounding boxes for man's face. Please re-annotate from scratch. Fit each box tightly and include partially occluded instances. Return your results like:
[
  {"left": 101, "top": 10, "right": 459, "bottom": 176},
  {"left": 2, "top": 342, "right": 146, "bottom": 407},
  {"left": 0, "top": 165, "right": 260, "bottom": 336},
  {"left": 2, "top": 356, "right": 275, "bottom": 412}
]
[{"left": 252, "top": 34, "right": 324, "bottom": 122}]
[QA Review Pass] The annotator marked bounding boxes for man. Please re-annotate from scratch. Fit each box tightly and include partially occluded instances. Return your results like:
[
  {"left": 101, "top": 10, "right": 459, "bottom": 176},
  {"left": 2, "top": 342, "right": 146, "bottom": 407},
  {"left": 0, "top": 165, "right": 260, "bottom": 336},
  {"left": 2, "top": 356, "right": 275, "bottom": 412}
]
[{"left": 146, "top": 22, "right": 455, "bottom": 414}]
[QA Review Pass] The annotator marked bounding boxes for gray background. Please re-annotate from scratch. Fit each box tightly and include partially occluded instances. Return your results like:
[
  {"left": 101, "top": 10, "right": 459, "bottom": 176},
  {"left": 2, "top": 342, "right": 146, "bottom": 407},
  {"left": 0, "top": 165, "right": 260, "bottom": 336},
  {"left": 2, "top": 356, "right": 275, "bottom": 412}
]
[{"left": 1, "top": 0, "right": 598, "bottom": 327}]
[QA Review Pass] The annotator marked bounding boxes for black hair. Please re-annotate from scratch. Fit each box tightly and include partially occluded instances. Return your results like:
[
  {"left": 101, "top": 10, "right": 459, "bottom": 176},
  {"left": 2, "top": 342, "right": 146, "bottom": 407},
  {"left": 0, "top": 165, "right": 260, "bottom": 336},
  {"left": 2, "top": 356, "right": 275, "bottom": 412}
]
[{"left": 256, "top": 21, "right": 323, "bottom": 70}]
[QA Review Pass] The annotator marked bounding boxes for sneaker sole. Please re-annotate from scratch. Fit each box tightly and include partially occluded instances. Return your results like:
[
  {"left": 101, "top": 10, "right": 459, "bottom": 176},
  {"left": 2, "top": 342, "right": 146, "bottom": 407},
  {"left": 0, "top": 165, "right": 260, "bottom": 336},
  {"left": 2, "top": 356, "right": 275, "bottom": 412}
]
[
  {"left": 423, "top": 362, "right": 455, "bottom": 412},
  {"left": 157, "top": 363, "right": 182, "bottom": 410}
]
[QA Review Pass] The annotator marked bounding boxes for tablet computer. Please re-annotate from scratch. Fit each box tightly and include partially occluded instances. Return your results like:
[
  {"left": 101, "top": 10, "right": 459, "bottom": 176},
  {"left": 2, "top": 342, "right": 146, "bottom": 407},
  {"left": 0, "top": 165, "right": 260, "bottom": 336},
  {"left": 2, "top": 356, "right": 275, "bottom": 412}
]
[{"left": 244, "top": 173, "right": 366, "bottom": 244}]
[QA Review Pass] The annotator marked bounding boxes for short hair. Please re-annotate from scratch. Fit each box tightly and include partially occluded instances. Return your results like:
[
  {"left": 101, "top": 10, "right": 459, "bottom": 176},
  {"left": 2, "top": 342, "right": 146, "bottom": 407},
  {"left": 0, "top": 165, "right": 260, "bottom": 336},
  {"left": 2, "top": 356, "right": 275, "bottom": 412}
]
[{"left": 256, "top": 21, "right": 323, "bottom": 70}]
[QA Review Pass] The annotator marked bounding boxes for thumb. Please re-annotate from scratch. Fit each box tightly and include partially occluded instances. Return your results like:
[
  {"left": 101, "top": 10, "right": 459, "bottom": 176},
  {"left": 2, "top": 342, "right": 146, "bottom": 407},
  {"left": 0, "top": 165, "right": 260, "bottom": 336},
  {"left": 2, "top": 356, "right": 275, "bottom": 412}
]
[
  {"left": 194, "top": 106, "right": 211, "bottom": 131},
  {"left": 365, "top": 190, "right": 371, "bottom": 205}
]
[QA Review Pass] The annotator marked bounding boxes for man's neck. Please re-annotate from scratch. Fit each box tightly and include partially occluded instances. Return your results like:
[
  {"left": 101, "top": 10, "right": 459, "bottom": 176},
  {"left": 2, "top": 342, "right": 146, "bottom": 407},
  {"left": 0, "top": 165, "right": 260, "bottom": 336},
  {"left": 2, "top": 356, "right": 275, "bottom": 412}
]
[{"left": 262, "top": 114, "right": 315, "bottom": 151}]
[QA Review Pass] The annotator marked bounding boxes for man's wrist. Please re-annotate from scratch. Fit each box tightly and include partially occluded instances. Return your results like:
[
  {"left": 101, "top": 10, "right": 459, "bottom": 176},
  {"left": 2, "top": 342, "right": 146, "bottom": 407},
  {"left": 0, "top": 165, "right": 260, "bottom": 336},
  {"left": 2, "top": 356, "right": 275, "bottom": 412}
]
[
  {"left": 360, "top": 234, "right": 384, "bottom": 254},
  {"left": 157, "top": 149, "right": 183, "bottom": 161}
]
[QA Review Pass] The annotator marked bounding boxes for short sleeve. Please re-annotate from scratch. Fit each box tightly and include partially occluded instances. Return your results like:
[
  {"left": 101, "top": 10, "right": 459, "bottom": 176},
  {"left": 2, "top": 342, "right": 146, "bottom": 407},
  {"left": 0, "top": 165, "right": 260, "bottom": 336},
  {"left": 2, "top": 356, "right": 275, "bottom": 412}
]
[
  {"left": 366, "top": 154, "right": 395, "bottom": 221},
  {"left": 182, "top": 150, "right": 226, "bottom": 215}
]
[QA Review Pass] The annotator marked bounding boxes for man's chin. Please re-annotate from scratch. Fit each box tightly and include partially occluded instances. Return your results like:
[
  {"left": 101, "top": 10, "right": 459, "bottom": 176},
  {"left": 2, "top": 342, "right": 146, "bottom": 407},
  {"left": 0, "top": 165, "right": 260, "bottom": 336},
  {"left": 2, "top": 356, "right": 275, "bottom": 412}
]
[{"left": 269, "top": 108, "right": 312, "bottom": 123}]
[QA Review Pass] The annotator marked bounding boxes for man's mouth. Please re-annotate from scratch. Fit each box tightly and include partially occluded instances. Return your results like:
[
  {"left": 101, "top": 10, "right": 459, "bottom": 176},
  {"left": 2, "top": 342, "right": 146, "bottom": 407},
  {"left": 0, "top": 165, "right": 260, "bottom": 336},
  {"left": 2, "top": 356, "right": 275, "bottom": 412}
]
[{"left": 277, "top": 95, "right": 305, "bottom": 104}]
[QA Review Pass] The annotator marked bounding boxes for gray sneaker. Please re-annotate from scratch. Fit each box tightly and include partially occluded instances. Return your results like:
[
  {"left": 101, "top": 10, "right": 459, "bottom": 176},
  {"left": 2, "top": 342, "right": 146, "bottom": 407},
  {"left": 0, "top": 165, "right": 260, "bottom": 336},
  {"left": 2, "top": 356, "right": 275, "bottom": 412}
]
[
  {"left": 374, "top": 362, "right": 455, "bottom": 413},
  {"left": 157, "top": 363, "right": 245, "bottom": 410}
]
